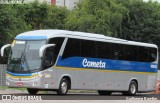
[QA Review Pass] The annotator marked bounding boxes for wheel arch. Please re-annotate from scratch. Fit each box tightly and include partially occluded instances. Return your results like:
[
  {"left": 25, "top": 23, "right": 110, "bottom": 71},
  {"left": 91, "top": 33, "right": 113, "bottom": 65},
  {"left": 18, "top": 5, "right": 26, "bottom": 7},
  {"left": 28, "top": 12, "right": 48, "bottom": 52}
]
[
  {"left": 59, "top": 74, "right": 71, "bottom": 89},
  {"left": 129, "top": 78, "right": 138, "bottom": 91}
]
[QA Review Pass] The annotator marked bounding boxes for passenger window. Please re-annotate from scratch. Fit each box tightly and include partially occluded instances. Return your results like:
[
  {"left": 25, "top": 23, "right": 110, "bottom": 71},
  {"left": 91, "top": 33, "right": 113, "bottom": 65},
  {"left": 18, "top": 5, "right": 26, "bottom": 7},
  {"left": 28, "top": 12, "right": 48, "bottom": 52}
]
[
  {"left": 96, "top": 41, "right": 110, "bottom": 59},
  {"left": 137, "top": 46, "right": 149, "bottom": 62},
  {"left": 125, "top": 45, "right": 138, "bottom": 61},
  {"left": 62, "top": 38, "right": 81, "bottom": 59},
  {"left": 81, "top": 40, "right": 96, "bottom": 58},
  {"left": 148, "top": 48, "right": 157, "bottom": 62}
]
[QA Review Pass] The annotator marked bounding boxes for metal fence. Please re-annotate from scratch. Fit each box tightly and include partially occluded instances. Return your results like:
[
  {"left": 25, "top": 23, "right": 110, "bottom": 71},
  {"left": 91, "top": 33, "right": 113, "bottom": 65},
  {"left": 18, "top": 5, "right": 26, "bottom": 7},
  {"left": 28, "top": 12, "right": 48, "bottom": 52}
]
[{"left": 0, "top": 64, "right": 6, "bottom": 86}]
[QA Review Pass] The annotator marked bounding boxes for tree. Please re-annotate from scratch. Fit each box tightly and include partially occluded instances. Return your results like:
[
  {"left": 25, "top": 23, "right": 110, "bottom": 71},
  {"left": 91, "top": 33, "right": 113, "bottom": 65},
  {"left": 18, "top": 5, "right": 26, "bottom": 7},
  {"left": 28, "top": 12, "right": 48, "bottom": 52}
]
[
  {"left": 24, "top": 1, "right": 50, "bottom": 29},
  {"left": 65, "top": 0, "right": 129, "bottom": 37},
  {"left": 0, "top": 5, "right": 29, "bottom": 63},
  {"left": 23, "top": 1, "right": 68, "bottom": 30},
  {"left": 116, "top": 0, "right": 160, "bottom": 46},
  {"left": 45, "top": 5, "right": 69, "bottom": 29}
]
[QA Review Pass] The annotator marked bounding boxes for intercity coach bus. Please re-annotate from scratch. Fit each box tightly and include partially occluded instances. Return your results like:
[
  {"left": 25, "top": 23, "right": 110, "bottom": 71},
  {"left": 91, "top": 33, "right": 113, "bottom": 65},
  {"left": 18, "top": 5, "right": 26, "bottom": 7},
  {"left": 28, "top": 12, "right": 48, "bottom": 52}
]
[{"left": 0, "top": 30, "right": 158, "bottom": 95}]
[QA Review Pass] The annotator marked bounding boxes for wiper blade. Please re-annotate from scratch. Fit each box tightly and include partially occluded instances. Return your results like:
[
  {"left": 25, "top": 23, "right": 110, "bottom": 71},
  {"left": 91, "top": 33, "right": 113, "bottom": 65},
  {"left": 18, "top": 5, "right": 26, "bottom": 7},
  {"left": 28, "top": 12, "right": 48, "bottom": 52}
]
[{"left": 11, "top": 51, "right": 24, "bottom": 72}]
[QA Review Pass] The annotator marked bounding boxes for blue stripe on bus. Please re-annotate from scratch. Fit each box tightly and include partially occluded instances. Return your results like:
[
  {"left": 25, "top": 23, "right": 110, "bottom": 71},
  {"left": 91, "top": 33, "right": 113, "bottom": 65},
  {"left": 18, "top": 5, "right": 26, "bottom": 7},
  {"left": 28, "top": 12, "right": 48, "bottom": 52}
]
[
  {"left": 16, "top": 36, "right": 47, "bottom": 40},
  {"left": 56, "top": 56, "right": 158, "bottom": 73},
  {"left": 7, "top": 71, "right": 32, "bottom": 76}
]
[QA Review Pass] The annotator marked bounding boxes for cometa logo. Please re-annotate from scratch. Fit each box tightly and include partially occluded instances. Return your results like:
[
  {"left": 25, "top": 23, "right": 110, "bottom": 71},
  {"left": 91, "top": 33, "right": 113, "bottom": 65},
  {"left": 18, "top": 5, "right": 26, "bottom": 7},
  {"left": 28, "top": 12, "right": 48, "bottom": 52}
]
[{"left": 82, "top": 58, "right": 106, "bottom": 68}]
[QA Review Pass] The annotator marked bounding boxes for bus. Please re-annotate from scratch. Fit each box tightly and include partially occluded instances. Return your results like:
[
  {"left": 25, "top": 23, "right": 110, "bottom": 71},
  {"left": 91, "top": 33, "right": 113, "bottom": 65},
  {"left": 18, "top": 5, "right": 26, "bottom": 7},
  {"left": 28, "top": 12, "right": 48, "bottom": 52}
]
[{"left": 0, "top": 29, "right": 158, "bottom": 95}]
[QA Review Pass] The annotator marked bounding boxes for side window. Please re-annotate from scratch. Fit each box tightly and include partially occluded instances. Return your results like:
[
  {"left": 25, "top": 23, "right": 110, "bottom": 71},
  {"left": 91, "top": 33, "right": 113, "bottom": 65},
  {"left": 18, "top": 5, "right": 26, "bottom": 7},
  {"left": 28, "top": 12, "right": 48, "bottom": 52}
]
[
  {"left": 148, "top": 48, "right": 157, "bottom": 62},
  {"left": 110, "top": 43, "right": 125, "bottom": 60},
  {"left": 62, "top": 38, "right": 81, "bottom": 59},
  {"left": 96, "top": 41, "right": 110, "bottom": 59},
  {"left": 125, "top": 45, "right": 138, "bottom": 61},
  {"left": 81, "top": 40, "right": 96, "bottom": 58},
  {"left": 137, "top": 46, "right": 149, "bottom": 62},
  {"left": 62, "top": 39, "right": 97, "bottom": 59},
  {"left": 44, "top": 37, "right": 64, "bottom": 69}
]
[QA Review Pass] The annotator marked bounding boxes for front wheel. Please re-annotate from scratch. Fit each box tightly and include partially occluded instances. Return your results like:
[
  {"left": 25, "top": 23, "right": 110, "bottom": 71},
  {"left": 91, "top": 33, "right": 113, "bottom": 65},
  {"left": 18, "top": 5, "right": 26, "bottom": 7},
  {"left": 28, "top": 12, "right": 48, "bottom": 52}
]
[
  {"left": 27, "top": 88, "right": 38, "bottom": 95},
  {"left": 98, "top": 90, "right": 112, "bottom": 95},
  {"left": 56, "top": 78, "right": 69, "bottom": 95}
]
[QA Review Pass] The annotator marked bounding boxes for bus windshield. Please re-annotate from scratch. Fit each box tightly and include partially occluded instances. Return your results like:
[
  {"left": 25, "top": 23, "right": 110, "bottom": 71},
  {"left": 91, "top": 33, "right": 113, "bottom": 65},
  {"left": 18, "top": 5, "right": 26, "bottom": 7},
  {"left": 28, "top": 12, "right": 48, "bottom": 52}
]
[{"left": 7, "top": 40, "right": 46, "bottom": 73}]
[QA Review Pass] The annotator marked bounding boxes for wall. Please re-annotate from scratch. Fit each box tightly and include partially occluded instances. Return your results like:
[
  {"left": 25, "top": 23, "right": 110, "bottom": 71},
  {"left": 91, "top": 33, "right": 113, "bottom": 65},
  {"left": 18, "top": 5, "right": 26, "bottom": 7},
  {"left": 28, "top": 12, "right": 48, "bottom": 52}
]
[{"left": 0, "top": 64, "right": 6, "bottom": 86}]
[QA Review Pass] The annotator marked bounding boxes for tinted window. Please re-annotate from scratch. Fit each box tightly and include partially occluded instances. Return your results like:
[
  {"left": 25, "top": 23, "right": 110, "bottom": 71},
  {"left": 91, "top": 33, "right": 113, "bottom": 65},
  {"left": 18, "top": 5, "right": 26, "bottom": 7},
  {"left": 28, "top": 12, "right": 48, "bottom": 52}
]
[
  {"left": 110, "top": 43, "right": 125, "bottom": 60},
  {"left": 96, "top": 42, "right": 110, "bottom": 59},
  {"left": 148, "top": 48, "right": 157, "bottom": 62},
  {"left": 62, "top": 38, "right": 81, "bottom": 59},
  {"left": 125, "top": 45, "right": 138, "bottom": 61},
  {"left": 81, "top": 40, "right": 96, "bottom": 58},
  {"left": 137, "top": 46, "right": 149, "bottom": 62},
  {"left": 62, "top": 38, "right": 157, "bottom": 63}
]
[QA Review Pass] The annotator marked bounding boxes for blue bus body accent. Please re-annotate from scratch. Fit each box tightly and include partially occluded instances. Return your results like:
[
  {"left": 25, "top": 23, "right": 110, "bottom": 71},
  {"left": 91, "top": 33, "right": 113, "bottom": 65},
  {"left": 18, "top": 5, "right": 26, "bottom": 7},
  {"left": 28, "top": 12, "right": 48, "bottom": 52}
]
[
  {"left": 56, "top": 56, "right": 158, "bottom": 73},
  {"left": 16, "top": 36, "right": 47, "bottom": 40},
  {"left": 7, "top": 71, "right": 32, "bottom": 76}
]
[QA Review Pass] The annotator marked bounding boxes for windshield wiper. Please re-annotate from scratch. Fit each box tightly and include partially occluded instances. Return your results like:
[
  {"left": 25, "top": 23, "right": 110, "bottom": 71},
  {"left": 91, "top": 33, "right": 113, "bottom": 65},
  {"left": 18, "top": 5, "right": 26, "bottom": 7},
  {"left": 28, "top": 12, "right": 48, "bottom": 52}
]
[
  {"left": 11, "top": 51, "right": 24, "bottom": 72},
  {"left": 21, "top": 52, "right": 30, "bottom": 71}
]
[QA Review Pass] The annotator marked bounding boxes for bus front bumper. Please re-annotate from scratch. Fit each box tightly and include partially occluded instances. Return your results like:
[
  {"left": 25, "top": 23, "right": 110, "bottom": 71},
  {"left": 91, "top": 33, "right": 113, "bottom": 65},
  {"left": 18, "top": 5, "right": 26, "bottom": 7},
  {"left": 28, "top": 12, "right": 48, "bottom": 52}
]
[{"left": 6, "top": 77, "right": 42, "bottom": 88}]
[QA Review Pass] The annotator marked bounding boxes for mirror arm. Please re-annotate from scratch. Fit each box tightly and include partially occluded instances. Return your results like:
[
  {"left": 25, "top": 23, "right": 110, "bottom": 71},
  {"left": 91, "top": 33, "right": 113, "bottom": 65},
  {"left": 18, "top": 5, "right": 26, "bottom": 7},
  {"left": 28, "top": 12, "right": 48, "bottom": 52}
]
[
  {"left": 1, "top": 44, "right": 11, "bottom": 57},
  {"left": 39, "top": 44, "right": 55, "bottom": 58}
]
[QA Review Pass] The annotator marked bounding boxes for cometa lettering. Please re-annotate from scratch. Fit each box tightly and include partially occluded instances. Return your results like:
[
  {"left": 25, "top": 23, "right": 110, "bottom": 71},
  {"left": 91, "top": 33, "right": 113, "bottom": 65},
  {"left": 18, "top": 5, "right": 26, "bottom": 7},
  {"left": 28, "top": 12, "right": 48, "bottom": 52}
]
[{"left": 82, "top": 58, "right": 106, "bottom": 68}]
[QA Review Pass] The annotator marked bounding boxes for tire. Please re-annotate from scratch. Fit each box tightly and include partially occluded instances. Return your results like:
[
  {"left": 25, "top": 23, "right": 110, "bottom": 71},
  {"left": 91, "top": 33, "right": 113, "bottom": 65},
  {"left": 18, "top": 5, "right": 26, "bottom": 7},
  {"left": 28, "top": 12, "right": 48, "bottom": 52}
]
[
  {"left": 56, "top": 78, "right": 69, "bottom": 95},
  {"left": 98, "top": 90, "right": 112, "bottom": 95},
  {"left": 122, "top": 81, "right": 137, "bottom": 96},
  {"left": 27, "top": 88, "right": 38, "bottom": 95}
]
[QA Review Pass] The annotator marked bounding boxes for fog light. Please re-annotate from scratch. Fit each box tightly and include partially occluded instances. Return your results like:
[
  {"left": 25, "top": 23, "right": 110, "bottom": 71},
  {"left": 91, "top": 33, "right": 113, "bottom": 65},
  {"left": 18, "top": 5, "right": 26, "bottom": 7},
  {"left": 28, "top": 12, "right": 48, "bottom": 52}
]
[
  {"left": 33, "top": 83, "right": 35, "bottom": 86},
  {"left": 6, "top": 81, "right": 10, "bottom": 86}
]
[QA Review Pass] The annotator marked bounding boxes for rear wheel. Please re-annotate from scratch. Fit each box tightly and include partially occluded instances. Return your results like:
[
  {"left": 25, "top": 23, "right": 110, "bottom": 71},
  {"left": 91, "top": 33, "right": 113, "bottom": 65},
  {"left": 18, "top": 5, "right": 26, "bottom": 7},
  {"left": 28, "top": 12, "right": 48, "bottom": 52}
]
[
  {"left": 27, "top": 88, "right": 38, "bottom": 95},
  {"left": 56, "top": 78, "right": 69, "bottom": 95},
  {"left": 98, "top": 90, "right": 112, "bottom": 95},
  {"left": 122, "top": 81, "right": 137, "bottom": 96}
]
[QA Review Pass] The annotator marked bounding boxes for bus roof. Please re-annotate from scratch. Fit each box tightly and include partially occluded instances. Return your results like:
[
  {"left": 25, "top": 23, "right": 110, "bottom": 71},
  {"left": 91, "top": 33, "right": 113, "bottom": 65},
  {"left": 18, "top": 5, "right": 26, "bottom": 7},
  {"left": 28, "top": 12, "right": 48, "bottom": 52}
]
[{"left": 15, "top": 29, "right": 157, "bottom": 48}]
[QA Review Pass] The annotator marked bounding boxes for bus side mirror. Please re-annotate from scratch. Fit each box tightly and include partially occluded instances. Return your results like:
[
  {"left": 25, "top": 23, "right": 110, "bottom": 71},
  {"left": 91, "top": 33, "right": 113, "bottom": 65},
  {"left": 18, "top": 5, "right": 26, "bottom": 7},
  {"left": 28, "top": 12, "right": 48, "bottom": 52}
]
[
  {"left": 39, "top": 44, "right": 55, "bottom": 58},
  {"left": 0, "top": 44, "right": 11, "bottom": 57}
]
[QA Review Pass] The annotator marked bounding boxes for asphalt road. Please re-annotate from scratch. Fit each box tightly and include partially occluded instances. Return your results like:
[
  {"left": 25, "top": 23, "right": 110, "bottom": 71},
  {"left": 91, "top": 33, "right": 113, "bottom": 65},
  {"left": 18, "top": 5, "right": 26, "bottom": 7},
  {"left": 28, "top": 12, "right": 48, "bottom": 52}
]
[{"left": 1, "top": 92, "right": 160, "bottom": 100}]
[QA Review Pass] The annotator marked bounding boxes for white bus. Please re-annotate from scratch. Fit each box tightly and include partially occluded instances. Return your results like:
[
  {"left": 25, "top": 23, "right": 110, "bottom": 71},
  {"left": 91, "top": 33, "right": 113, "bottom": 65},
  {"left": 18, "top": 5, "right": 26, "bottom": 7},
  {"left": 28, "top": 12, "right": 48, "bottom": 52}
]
[{"left": 1, "top": 29, "right": 158, "bottom": 95}]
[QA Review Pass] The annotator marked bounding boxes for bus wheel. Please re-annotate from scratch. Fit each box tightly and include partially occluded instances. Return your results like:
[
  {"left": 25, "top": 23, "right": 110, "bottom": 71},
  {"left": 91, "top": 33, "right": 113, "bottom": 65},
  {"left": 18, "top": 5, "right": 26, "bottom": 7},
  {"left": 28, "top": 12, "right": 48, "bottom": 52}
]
[
  {"left": 98, "top": 90, "right": 112, "bottom": 95},
  {"left": 56, "top": 78, "right": 69, "bottom": 95},
  {"left": 27, "top": 88, "right": 38, "bottom": 95},
  {"left": 122, "top": 81, "right": 137, "bottom": 96}
]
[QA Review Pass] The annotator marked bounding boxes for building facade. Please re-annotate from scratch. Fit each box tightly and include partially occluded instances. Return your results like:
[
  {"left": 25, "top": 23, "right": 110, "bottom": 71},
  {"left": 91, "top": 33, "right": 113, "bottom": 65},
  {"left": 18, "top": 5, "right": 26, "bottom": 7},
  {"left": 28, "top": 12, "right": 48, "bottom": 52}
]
[
  {"left": 55, "top": 0, "right": 81, "bottom": 9},
  {"left": 23, "top": 0, "right": 81, "bottom": 9}
]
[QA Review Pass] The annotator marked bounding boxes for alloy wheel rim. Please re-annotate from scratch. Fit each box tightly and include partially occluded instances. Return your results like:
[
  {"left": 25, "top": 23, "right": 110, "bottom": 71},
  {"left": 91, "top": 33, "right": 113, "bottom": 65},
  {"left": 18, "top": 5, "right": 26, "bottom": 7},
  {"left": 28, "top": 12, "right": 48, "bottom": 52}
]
[
  {"left": 61, "top": 82, "right": 67, "bottom": 93},
  {"left": 130, "top": 84, "right": 136, "bottom": 94}
]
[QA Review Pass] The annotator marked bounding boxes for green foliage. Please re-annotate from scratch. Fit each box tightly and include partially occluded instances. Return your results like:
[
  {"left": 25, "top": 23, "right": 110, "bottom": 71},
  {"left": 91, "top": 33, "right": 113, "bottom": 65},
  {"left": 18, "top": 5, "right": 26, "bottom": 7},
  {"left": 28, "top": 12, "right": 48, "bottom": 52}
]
[
  {"left": 0, "top": 1, "right": 68, "bottom": 63},
  {"left": 45, "top": 6, "right": 69, "bottom": 29},
  {"left": 117, "top": 0, "right": 160, "bottom": 45},
  {"left": 1, "top": 0, "right": 160, "bottom": 64},
  {"left": 65, "top": 0, "right": 129, "bottom": 37},
  {"left": 0, "top": 5, "right": 30, "bottom": 63}
]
